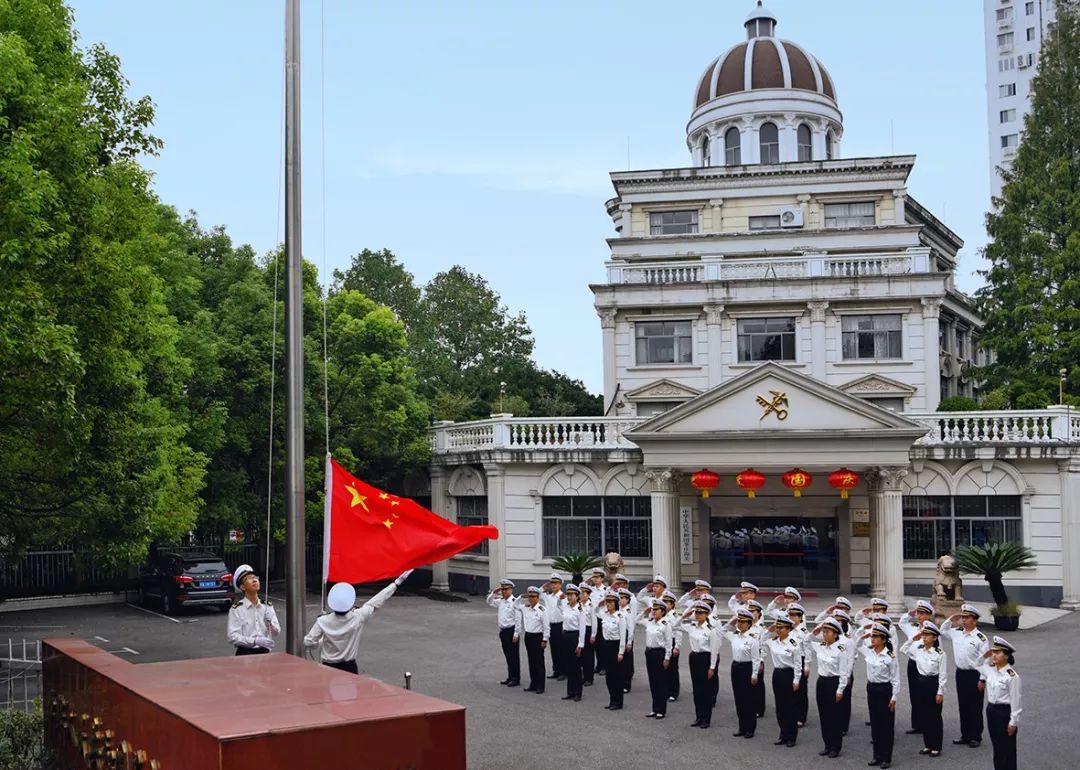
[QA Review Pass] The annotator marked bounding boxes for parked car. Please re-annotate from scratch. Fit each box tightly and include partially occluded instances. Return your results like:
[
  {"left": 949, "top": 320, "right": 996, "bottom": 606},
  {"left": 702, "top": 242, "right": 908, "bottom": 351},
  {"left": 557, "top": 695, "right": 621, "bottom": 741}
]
[{"left": 138, "top": 550, "right": 234, "bottom": 614}]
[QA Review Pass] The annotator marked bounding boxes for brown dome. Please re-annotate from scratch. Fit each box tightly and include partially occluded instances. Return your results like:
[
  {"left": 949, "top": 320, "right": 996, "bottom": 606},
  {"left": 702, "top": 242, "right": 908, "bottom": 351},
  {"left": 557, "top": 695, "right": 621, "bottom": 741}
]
[{"left": 694, "top": 38, "right": 836, "bottom": 108}]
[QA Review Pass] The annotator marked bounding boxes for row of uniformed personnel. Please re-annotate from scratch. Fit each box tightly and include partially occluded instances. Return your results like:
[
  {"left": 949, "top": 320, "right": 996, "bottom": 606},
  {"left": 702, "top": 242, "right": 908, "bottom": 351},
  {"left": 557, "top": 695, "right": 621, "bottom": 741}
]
[{"left": 487, "top": 577, "right": 1022, "bottom": 770}]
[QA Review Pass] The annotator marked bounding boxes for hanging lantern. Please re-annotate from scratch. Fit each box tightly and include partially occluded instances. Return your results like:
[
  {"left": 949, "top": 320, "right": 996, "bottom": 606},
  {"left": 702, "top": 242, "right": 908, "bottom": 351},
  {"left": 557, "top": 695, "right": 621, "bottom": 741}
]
[
  {"left": 690, "top": 469, "right": 720, "bottom": 498},
  {"left": 781, "top": 468, "right": 813, "bottom": 498},
  {"left": 827, "top": 468, "right": 860, "bottom": 499},
  {"left": 735, "top": 468, "right": 766, "bottom": 499}
]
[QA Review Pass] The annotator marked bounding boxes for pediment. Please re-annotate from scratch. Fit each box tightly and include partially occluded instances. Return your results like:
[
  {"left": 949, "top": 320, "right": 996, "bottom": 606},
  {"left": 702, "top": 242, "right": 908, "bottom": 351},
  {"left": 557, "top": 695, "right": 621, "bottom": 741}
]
[
  {"left": 625, "top": 378, "right": 702, "bottom": 401},
  {"left": 628, "top": 362, "right": 926, "bottom": 438},
  {"left": 839, "top": 374, "right": 917, "bottom": 397}
]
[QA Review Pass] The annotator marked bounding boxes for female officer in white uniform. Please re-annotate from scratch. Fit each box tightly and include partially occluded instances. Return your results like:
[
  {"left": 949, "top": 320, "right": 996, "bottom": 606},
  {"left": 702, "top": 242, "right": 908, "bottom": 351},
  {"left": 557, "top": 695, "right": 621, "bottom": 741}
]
[{"left": 980, "top": 636, "right": 1022, "bottom": 770}]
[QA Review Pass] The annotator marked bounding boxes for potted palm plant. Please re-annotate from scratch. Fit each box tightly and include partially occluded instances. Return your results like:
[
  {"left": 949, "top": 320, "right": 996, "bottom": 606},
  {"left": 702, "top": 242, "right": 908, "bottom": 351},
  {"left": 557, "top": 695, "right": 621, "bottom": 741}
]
[
  {"left": 953, "top": 542, "right": 1037, "bottom": 631},
  {"left": 550, "top": 552, "right": 603, "bottom": 584}
]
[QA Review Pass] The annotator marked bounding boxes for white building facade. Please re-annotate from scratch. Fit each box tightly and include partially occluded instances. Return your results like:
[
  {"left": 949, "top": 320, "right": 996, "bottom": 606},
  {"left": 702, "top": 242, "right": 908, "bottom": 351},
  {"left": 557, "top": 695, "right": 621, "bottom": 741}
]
[
  {"left": 425, "top": 5, "right": 1080, "bottom": 609},
  {"left": 984, "top": 0, "right": 1057, "bottom": 200}
]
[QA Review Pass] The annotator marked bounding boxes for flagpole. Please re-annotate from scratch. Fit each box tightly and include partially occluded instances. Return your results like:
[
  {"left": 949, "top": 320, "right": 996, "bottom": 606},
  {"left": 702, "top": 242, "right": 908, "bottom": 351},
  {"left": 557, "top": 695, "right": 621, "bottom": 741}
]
[
  {"left": 322, "top": 453, "right": 332, "bottom": 614},
  {"left": 284, "top": 0, "right": 307, "bottom": 656}
]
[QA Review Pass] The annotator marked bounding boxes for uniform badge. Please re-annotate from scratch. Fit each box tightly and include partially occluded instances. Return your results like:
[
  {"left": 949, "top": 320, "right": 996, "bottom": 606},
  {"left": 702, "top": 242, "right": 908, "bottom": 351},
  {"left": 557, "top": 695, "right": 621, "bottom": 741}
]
[{"left": 1007, "top": 668, "right": 1016, "bottom": 677}]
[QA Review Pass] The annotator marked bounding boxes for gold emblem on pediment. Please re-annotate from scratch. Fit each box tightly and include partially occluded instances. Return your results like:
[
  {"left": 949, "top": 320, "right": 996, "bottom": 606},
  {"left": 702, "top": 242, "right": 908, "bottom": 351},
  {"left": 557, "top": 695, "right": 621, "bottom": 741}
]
[{"left": 756, "top": 390, "right": 789, "bottom": 421}]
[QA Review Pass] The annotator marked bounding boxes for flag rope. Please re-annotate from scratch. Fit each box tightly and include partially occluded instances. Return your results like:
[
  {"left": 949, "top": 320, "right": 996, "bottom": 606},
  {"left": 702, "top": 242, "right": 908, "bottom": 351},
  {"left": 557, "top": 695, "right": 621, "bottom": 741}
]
[{"left": 319, "top": 0, "right": 331, "bottom": 613}]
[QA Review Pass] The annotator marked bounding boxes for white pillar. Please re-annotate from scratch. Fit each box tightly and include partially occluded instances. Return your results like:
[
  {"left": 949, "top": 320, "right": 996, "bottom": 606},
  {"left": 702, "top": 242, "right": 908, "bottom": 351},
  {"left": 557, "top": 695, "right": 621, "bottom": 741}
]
[
  {"left": 745, "top": 122, "right": 760, "bottom": 165},
  {"left": 1060, "top": 458, "right": 1080, "bottom": 610},
  {"left": 807, "top": 301, "right": 829, "bottom": 381},
  {"left": 705, "top": 304, "right": 724, "bottom": 388},
  {"left": 869, "top": 467, "right": 908, "bottom": 610},
  {"left": 780, "top": 113, "right": 798, "bottom": 162},
  {"left": 430, "top": 466, "right": 451, "bottom": 591},
  {"left": 921, "top": 298, "right": 943, "bottom": 410},
  {"left": 484, "top": 463, "right": 507, "bottom": 589},
  {"left": 894, "top": 187, "right": 907, "bottom": 225},
  {"left": 646, "top": 468, "right": 680, "bottom": 585},
  {"left": 598, "top": 308, "right": 618, "bottom": 413},
  {"left": 811, "top": 122, "right": 827, "bottom": 160}
]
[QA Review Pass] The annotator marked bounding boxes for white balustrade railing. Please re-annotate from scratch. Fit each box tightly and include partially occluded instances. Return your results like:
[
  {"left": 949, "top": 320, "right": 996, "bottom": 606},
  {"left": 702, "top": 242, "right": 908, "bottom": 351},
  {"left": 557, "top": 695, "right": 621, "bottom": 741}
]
[
  {"left": 432, "top": 417, "right": 646, "bottom": 454},
  {"left": 909, "top": 407, "right": 1078, "bottom": 446}
]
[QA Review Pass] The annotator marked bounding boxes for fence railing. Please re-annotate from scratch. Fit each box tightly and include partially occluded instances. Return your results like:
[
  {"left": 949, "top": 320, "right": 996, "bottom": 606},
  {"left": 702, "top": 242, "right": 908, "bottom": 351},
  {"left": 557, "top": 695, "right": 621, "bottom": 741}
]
[
  {"left": 0, "top": 640, "right": 42, "bottom": 714},
  {"left": 432, "top": 416, "right": 645, "bottom": 454},
  {"left": 909, "top": 406, "right": 1078, "bottom": 445}
]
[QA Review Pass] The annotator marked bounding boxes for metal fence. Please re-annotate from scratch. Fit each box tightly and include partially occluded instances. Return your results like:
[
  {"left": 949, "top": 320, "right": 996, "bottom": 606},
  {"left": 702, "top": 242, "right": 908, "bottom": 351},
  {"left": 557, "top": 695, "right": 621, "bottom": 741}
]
[{"left": 0, "top": 640, "right": 42, "bottom": 714}]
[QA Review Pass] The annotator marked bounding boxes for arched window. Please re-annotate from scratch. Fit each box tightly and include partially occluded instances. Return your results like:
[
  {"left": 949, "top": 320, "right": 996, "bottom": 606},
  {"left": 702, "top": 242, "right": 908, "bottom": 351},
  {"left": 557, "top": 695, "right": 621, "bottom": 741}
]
[
  {"left": 825, "top": 130, "right": 834, "bottom": 160},
  {"left": 759, "top": 122, "right": 779, "bottom": 164},
  {"left": 797, "top": 124, "right": 813, "bottom": 161},
  {"left": 724, "top": 127, "right": 741, "bottom": 165},
  {"left": 701, "top": 134, "right": 711, "bottom": 166}
]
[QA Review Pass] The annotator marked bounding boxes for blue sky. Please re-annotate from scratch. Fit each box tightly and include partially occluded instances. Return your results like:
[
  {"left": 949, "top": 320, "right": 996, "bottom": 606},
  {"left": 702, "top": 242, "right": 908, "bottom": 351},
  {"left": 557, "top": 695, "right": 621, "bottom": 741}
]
[{"left": 66, "top": 1, "right": 992, "bottom": 394}]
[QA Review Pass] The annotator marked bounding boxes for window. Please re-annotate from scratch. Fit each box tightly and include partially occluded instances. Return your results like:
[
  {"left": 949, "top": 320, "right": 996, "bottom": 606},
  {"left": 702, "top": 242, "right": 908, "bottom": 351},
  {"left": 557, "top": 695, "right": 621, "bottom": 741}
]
[
  {"left": 635, "top": 321, "right": 693, "bottom": 365},
  {"left": 1000, "top": 108, "right": 1016, "bottom": 123},
  {"left": 542, "top": 496, "right": 651, "bottom": 558},
  {"left": 637, "top": 401, "right": 682, "bottom": 417},
  {"left": 649, "top": 210, "right": 699, "bottom": 235},
  {"left": 998, "top": 57, "right": 1015, "bottom": 71},
  {"left": 725, "top": 127, "right": 742, "bottom": 165},
  {"left": 995, "top": 7, "right": 1012, "bottom": 21},
  {"left": 999, "top": 83, "right": 1017, "bottom": 97},
  {"left": 1026, "top": 26, "right": 1036, "bottom": 41},
  {"left": 1001, "top": 133, "right": 1019, "bottom": 148},
  {"left": 1026, "top": 1, "right": 1034, "bottom": 14},
  {"left": 759, "top": 122, "right": 779, "bottom": 164},
  {"left": 902, "top": 496, "right": 1022, "bottom": 560},
  {"left": 456, "top": 496, "right": 489, "bottom": 555},
  {"left": 825, "top": 131, "right": 834, "bottom": 159},
  {"left": 841, "top": 314, "right": 902, "bottom": 359},
  {"left": 749, "top": 214, "right": 781, "bottom": 230},
  {"left": 997, "top": 32, "right": 1014, "bottom": 47},
  {"left": 737, "top": 317, "right": 796, "bottom": 362},
  {"left": 797, "top": 124, "right": 813, "bottom": 161},
  {"left": 701, "top": 134, "right": 711, "bottom": 166},
  {"left": 824, "top": 201, "right": 875, "bottom": 228}
]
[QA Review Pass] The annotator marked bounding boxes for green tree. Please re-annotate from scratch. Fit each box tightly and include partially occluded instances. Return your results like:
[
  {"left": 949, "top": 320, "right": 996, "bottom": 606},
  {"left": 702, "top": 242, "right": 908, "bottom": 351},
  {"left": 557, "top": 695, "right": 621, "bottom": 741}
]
[
  {"left": 332, "top": 248, "right": 422, "bottom": 331},
  {"left": 976, "top": 3, "right": 1080, "bottom": 407},
  {"left": 0, "top": 0, "right": 205, "bottom": 561}
]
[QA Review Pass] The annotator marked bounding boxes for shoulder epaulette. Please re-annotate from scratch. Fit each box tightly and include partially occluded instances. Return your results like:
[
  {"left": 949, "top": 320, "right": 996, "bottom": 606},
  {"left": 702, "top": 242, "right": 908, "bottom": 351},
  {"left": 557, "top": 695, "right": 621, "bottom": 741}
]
[
  {"left": 837, "top": 644, "right": 845, "bottom": 652},
  {"left": 888, "top": 651, "right": 896, "bottom": 658},
  {"left": 263, "top": 598, "right": 273, "bottom": 606},
  {"left": 231, "top": 600, "right": 243, "bottom": 609},
  {"left": 1007, "top": 668, "right": 1017, "bottom": 677},
  {"left": 976, "top": 632, "right": 986, "bottom": 641},
  {"left": 933, "top": 647, "right": 943, "bottom": 655},
  {"left": 789, "top": 638, "right": 798, "bottom": 647}
]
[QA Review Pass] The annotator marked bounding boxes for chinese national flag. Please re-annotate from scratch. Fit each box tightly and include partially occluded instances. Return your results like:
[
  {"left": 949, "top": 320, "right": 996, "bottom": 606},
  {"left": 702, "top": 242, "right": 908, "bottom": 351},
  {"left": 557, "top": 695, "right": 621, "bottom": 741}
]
[{"left": 323, "top": 457, "right": 499, "bottom": 583}]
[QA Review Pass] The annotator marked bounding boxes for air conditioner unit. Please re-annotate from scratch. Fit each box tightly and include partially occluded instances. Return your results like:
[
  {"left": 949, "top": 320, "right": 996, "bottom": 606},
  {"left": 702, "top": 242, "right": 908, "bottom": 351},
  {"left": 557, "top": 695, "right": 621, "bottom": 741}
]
[
  {"left": 1017, "top": 54, "right": 1028, "bottom": 68},
  {"left": 779, "top": 206, "right": 804, "bottom": 228}
]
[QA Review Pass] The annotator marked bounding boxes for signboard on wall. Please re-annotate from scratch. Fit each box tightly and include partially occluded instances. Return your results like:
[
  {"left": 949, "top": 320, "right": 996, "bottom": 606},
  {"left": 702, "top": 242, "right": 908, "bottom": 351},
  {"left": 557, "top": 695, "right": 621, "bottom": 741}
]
[
  {"left": 851, "top": 508, "right": 870, "bottom": 537},
  {"left": 679, "top": 506, "right": 693, "bottom": 564}
]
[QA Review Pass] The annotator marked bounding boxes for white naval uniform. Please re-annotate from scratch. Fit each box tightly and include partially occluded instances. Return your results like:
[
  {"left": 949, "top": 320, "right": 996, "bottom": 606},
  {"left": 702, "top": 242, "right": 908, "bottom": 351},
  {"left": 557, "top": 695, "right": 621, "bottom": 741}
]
[
  {"left": 227, "top": 596, "right": 280, "bottom": 649},
  {"left": 560, "top": 600, "right": 588, "bottom": 649},
  {"left": 303, "top": 581, "right": 400, "bottom": 664},
  {"left": 856, "top": 643, "right": 901, "bottom": 701},
  {"left": 979, "top": 664, "right": 1022, "bottom": 726},
  {"left": 939, "top": 620, "right": 990, "bottom": 668},
  {"left": 518, "top": 601, "right": 550, "bottom": 640},
  {"left": 680, "top": 620, "right": 721, "bottom": 669},
  {"left": 806, "top": 636, "right": 853, "bottom": 694},
  {"left": 899, "top": 641, "right": 949, "bottom": 696},
  {"left": 486, "top": 592, "right": 523, "bottom": 634},
  {"left": 637, "top": 616, "right": 674, "bottom": 660},
  {"left": 721, "top": 624, "right": 764, "bottom": 669}
]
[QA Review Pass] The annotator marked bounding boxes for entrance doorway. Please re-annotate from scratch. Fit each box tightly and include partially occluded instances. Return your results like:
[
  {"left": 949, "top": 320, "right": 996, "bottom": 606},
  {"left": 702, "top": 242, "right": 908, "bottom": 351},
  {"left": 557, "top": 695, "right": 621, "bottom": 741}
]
[{"left": 709, "top": 509, "right": 839, "bottom": 590}]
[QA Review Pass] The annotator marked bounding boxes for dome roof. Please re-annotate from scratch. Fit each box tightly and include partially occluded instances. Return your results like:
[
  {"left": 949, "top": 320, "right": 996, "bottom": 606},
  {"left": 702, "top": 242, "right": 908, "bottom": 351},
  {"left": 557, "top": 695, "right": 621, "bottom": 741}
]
[{"left": 694, "top": 38, "right": 836, "bottom": 109}]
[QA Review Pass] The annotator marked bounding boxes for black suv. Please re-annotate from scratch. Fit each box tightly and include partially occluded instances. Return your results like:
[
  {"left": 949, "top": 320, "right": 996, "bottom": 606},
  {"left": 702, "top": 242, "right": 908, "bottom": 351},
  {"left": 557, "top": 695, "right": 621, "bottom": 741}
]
[{"left": 137, "top": 550, "right": 235, "bottom": 614}]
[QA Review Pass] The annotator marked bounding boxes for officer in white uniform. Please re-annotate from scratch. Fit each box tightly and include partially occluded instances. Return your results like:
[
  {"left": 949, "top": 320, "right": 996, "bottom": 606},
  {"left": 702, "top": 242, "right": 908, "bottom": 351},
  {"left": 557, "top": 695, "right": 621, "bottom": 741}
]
[
  {"left": 899, "top": 598, "right": 936, "bottom": 735},
  {"left": 941, "top": 603, "right": 990, "bottom": 747},
  {"left": 727, "top": 581, "right": 759, "bottom": 614},
  {"left": 979, "top": 636, "right": 1021, "bottom": 770},
  {"left": 542, "top": 572, "right": 565, "bottom": 680},
  {"left": 486, "top": 578, "right": 523, "bottom": 686},
  {"left": 304, "top": 569, "right": 412, "bottom": 674},
  {"left": 226, "top": 564, "right": 280, "bottom": 655},
  {"left": 517, "top": 586, "right": 550, "bottom": 693}
]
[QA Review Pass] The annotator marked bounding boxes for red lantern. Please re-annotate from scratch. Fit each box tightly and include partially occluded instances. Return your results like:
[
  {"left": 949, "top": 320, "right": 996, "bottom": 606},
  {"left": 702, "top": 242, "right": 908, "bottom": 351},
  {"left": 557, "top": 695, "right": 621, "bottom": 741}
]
[
  {"left": 781, "top": 468, "right": 813, "bottom": 498},
  {"left": 827, "top": 468, "right": 860, "bottom": 500},
  {"left": 690, "top": 469, "right": 720, "bottom": 498},
  {"left": 735, "top": 468, "right": 766, "bottom": 499}
]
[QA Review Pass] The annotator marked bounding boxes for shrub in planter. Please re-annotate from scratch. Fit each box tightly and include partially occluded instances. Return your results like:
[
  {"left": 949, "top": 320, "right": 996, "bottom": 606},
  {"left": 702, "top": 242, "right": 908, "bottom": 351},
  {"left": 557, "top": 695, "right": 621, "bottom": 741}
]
[
  {"left": 550, "top": 552, "right": 603, "bottom": 584},
  {"left": 954, "top": 542, "right": 1037, "bottom": 630},
  {"left": 990, "top": 601, "right": 1022, "bottom": 631}
]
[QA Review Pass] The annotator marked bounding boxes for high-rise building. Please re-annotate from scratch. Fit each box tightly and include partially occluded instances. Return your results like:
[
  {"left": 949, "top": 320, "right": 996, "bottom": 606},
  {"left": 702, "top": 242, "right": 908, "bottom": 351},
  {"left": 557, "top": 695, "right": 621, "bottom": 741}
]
[{"left": 984, "top": 0, "right": 1056, "bottom": 201}]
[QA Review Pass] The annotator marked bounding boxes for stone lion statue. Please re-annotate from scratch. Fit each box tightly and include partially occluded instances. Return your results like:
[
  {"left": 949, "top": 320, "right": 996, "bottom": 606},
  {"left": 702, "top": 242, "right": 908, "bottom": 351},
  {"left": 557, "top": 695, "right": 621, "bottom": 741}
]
[
  {"left": 603, "top": 551, "right": 624, "bottom": 585},
  {"left": 933, "top": 554, "right": 964, "bottom": 603}
]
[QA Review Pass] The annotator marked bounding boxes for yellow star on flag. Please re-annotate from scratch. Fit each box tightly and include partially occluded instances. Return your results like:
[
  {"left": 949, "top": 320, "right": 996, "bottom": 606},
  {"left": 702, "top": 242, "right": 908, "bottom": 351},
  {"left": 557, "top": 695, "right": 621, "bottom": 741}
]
[
  {"left": 347, "top": 484, "right": 369, "bottom": 512},
  {"left": 382, "top": 519, "right": 394, "bottom": 529},
  {"left": 390, "top": 500, "right": 399, "bottom": 507},
  {"left": 379, "top": 492, "right": 390, "bottom": 500}
]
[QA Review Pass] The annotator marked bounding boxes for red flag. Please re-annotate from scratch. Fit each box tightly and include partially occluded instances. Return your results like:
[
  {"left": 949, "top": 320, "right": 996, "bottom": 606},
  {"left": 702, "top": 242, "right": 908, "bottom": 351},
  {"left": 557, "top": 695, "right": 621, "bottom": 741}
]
[{"left": 323, "top": 457, "right": 498, "bottom": 583}]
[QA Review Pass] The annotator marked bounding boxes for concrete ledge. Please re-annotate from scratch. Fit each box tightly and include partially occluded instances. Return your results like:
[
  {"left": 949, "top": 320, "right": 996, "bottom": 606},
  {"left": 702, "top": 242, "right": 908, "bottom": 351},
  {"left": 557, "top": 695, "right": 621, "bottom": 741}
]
[{"left": 0, "top": 591, "right": 129, "bottom": 613}]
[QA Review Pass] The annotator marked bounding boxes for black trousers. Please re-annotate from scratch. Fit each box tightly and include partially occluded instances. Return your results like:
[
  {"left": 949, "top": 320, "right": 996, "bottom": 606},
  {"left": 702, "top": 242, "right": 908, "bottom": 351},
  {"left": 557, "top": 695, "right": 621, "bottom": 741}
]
[
  {"left": 840, "top": 671, "right": 854, "bottom": 732},
  {"left": 323, "top": 659, "right": 359, "bottom": 674},
  {"left": 645, "top": 647, "right": 668, "bottom": 715},
  {"left": 772, "top": 667, "right": 797, "bottom": 743},
  {"left": 667, "top": 650, "right": 680, "bottom": 699},
  {"left": 710, "top": 656, "right": 720, "bottom": 705},
  {"left": 867, "top": 681, "right": 895, "bottom": 764},
  {"left": 562, "top": 630, "right": 582, "bottom": 697},
  {"left": 731, "top": 661, "right": 757, "bottom": 736},
  {"left": 548, "top": 621, "right": 563, "bottom": 676},
  {"left": 594, "top": 617, "right": 605, "bottom": 673},
  {"left": 913, "top": 672, "right": 943, "bottom": 751},
  {"left": 956, "top": 667, "right": 984, "bottom": 741},
  {"left": 600, "top": 639, "right": 623, "bottom": 706},
  {"left": 621, "top": 645, "right": 634, "bottom": 690},
  {"left": 581, "top": 631, "right": 595, "bottom": 683},
  {"left": 816, "top": 675, "right": 843, "bottom": 753},
  {"left": 987, "top": 702, "right": 1017, "bottom": 770},
  {"left": 235, "top": 646, "right": 270, "bottom": 656},
  {"left": 524, "top": 632, "right": 545, "bottom": 691},
  {"left": 689, "top": 652, "right": 713, "bottom": 724},
  {"left": 499, "top": 626, "right": 520, "bottom": 682},
  {"left": 907, "top": 657, "right": 921, "bottom": 731},
  {"left": 755, "top": 661, "right": 767, "bottom": 717},
  {"left": 796, "top": 668, "right": 810, "bottom": 723}
]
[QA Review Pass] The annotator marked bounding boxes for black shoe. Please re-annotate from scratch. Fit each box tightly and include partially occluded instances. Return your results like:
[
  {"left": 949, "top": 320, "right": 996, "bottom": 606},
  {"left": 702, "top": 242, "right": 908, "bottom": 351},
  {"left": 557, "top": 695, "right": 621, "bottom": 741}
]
[
  {"left": 819, "top": 749, "right": 831, "bottom": 756},
  {"left": 867, "top": 762, "right": 880, "bottom": 767},
  {"left": 547, "top": 674, "right": 559, "bottom": 679},
  {"left": 604, "top": 704, "right": 613, "bottom": 710},
  {"left": 785, "top": 741, "right": 796, "bottom": 747},
  {"left": 654, "top": 714, "right": 664, "bottom": 720},
  {"left": 523, "top": 687, "right": 536, "bottom": 692},
  {"left": 668, "top": 696, "right": 677, "bottom": 702},
  {"left": 561, "top": 695, "right": 574, "bottom": 700},
  {"left": 968, "top": 740, "right": 981, "bottom": 748},
  {"left": 609, "top": 704, "right": 623, "bottom": 711},
  {"left": 774, "top": 739, "right": 786, "bottom": 745},
  {"left": 952, "top": 738, "right": 966, "bottom": 745},
  {"left": 698, "top": 722, "right": 710, "bottom": 729},
  {"left": 645, "top": 712, "right": 657, "bottom": 718},
  {"left": 573, "top": 696, "right": 581, "bottom": 702},
  {"left": 534, "top": 689, "right": 544, "bottom": 694},
  {"left": 906, "top": 729, "right": 921, "bottom": 734},
  {"left": 919, "top": 748, "right": 931, "bottom": 755},
  {"left": 557, "top": 675, "right": 566, "bottom": 681},
  {"left": 827, "top": 751, "right": 839, "bottom": 758},
  {"left": 499, "top": 678, "right": 510, "bottom": 685},
  {"left": 583, "top": 681, "right": 593, "bottom": 686},
  {"left": 691, "top": 720, "right": 703, "bottom": 727},
  {"left": 866, "top": 721, "right": 872, "bottom": 726},
  {"left": 744, "top": 732, "right": 754, "bottom": 739},
  {"left": 734, "top": 731, "right": 746, "bottom": 737},
  {"left": 879, "top": 763, "right": 890, "bottom": 769},
  {"left": 505, "top": 680, "right": 519, "bottom": 687}
]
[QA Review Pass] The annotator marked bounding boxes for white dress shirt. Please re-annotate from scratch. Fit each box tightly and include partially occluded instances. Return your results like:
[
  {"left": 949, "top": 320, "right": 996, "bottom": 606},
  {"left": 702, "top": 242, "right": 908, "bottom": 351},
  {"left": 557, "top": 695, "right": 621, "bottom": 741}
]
[
  {"left": 303, "top": 582, "right": 399, "bottom": 663},
  {"left": 899, "top": 641, "right": 949, "bottom": 696},
  {"left": 764, "top": 635, "right": 804, "bottom": 672},
  {"left": 637, "top": 616, "right": 674, "bottom": 661},
  {"left": 940, "top": 621, "right": 990, "bottom": 670},
  {"left": 579, "top": 599, "right": 598, "bottom": 640},
  {"left": 542, "top": 591, "right": 564, "bottom": 623},
  {"left": 486, "top": 593, "right": 522, "bottom": 632},
  {"left": 806, "top": 636, "right": 853, "bottom": 694},
  {"left": 857, "top": 644, "right": 901, "bottom": 701},
  {"left": 227, "top": 597, "right": 281, "bottom": 649},
  {"left": 518, "top": 601, "right": 550, "bottom": 640},
  {"left": 598, "top": 609, "right": 627, "bottom": 655},
  {"left": 560, "top": 601, "right": 589, "bottom": 649},
  {"left": 980, "top": 663, "right": 1022, "bottom": 726},
  {"left": 680, "top": 620, "right": 721, "bottom": 669},
  {"left": 720, "top": 625, "right": 764, "bottom": 670}
]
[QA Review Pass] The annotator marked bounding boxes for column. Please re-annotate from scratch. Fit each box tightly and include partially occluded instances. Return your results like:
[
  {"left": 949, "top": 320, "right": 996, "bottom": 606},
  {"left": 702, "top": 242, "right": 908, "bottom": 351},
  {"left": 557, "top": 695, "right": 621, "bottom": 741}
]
[
  {"left": 807, "top": 301, "right": 829, "bottom": 381},
  {"left": 893, "top": 187, "right": 907, "bottom": 225},
  {"left": 921, "top": 298, "right": 943, "bottom": 410},
  {"left": 646, "top": 468, "right": 680, "bottom": 585},
  {"left": 484, "top": 463, "right": 507, "bottom": 588},
  {"left": 780, "top": 113, "right": 798, "bottom": 162},
  {"left": 691, "top": 133, "right": 703, "bottom": 167},
  {"left": 708, "top": 197, "right": 724, "bottom": 234},
  {"left": 743, "top": 118, "right": 760, "bottom": 165},
  {"left": 704, "top": 304, "right": 724, "bottom": 388},
  {"left": 1060, "top": 459, "right": 1080, "bottom": 610},
  {"left": 869, "top": 467, "right": 908, "bottom": 610},
  {"left": 429, "top": 466, "right": 451, "bottom": 591},
  {"left": 811, "top": 120, "right": 827, "bottom": 160},
  {"left": 598, "top": 308, "right": 618, "bottom": 413}
]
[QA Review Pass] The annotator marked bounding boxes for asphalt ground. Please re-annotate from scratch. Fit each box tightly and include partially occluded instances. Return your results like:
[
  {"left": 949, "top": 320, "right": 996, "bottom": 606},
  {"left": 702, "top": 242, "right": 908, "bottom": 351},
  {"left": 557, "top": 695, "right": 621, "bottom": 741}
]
[{"left": 4, "top": 591, "right": 1075, "bottom": 769}]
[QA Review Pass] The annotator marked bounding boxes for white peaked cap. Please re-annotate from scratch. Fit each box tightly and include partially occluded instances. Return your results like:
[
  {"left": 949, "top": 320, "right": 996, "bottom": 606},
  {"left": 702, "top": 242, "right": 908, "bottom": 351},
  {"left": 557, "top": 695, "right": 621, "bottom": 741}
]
[
  {"left": 233, "top": 564, "right": 255, "bottom": 591},
  {"left": 327, "top": 582, "right": 356, "bottom": 613}
]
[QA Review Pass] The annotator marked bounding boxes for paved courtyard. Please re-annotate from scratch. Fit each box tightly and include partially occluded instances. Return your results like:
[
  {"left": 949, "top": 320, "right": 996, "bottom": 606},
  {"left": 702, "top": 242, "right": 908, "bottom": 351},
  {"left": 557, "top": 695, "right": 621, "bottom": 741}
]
[{"left": 4, "top": 591, "right": 1074, "bottom": 769}]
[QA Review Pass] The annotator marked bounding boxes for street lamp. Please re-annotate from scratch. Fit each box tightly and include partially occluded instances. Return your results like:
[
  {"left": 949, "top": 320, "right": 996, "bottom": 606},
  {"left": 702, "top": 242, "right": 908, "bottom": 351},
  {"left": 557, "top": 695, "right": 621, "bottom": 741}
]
[{"left": 1061, "top": 368, "right": 1068, "bottom": 405}]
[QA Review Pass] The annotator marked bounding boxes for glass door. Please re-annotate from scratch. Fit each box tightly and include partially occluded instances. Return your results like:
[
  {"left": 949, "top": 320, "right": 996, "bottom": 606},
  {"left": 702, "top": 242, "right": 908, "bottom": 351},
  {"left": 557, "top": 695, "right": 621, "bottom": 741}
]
[{"left": 710, "top": 515, "right": 839, "bottom": 589}]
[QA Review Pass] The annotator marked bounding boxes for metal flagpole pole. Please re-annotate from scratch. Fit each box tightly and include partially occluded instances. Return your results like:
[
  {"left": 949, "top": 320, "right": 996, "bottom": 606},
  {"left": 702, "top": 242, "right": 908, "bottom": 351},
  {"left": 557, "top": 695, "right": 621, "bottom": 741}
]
[{"left": 284, "top": 0, "right": 307, "bottom": 655}]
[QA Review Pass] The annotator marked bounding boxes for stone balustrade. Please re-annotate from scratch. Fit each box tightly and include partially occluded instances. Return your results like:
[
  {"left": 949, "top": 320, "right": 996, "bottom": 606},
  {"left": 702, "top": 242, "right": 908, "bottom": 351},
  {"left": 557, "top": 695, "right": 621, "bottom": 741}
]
[{"left": 908, "top": 407, "right": 1080, "bottom": 446}]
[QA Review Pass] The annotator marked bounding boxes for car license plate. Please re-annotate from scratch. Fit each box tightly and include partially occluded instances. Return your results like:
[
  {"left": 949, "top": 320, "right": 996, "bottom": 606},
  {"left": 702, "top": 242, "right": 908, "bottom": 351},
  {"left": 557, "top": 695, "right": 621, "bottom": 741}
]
[{"left": 199, "top": 581, "right": 216, "bottom": 588}]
